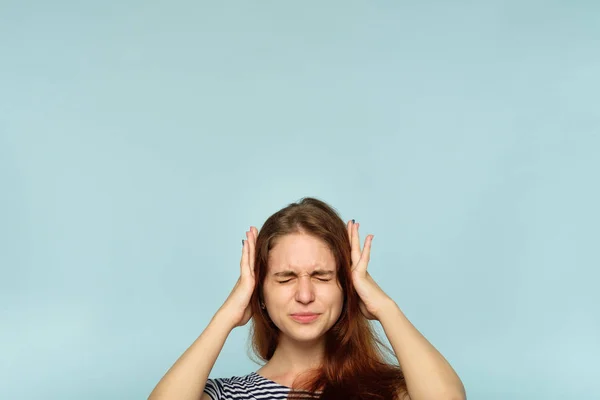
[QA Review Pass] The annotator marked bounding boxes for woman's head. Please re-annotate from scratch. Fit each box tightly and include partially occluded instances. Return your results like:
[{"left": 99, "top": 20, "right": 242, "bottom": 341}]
[
  {"left": 250, "top": 197, "right": 359, "bottom": 353},
  {"left": 249, "top": 197, "right": 406, "bottom": 399}
]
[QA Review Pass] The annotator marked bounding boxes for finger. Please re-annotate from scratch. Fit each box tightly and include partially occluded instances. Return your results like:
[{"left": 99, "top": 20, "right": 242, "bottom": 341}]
[
  {"left": 351, "top": 222, "right": 362, "bottom": 266},
  {"left": 251, "top": 226, "right": 259, "bottom": 278},
  {"left": 251, "top": 226, "right": 259, "bottom": 246},
  {"left": 358, "top": 234, "right": 374, "bottom": 272},
  {"left": 248, "top": 227, "right": 256, "bottom": 277},
  {"left": 240, "top": 232, "right": 249, "bottom": 276},
  {"left": 347, "top": 220, "right": 353, "bottom": 243}
]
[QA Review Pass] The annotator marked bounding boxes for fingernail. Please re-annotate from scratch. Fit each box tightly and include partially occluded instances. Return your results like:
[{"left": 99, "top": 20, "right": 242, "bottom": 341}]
[
  {"left": 352, "top": 219, "right": 355, "bottom": 224},
  {"left": 242, "top": 239, "right": 245, "bottom": 246}
]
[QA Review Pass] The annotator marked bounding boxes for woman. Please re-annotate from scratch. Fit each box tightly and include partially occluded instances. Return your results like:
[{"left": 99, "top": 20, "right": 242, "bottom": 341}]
[{"left": 148, "top": 197, "right": 466, "bottom": 400}]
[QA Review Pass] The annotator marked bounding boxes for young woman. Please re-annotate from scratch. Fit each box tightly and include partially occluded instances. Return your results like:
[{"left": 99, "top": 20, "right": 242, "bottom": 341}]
[{"left": 148, "top": 197, "right": 466, "bottom": 400}]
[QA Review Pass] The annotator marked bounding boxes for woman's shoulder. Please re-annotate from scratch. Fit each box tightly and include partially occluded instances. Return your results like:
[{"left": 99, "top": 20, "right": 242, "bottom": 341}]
[{"left": 203, "top": 371, "right": 292, "bottom": 400}]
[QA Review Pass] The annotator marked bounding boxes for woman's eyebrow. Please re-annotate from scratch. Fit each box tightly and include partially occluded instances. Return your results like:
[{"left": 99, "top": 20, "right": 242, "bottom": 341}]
[{"left": 273, "top": 269, "right": 335, "bottom": 277}]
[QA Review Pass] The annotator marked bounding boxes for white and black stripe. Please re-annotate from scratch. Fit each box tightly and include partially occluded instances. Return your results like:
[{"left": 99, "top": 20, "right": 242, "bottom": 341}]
[{"left": 204, "top": 372, "right": 319, "bottom": 400}]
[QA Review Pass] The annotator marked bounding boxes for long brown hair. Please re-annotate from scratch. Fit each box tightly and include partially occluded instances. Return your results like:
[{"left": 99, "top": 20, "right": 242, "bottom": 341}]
[{"left": 248, "top": 197, "right": 407, "bottom": 400}]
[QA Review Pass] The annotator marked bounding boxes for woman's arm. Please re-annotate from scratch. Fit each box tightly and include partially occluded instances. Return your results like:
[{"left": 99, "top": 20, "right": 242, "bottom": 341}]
[
  {"left": 149, "top": 227, "right": 259, "bottom": 400},
  {"left": 147, "top": 310, "right": 235, "bottom": 400},
  {"left": 346, "top": 222, "right": 465, "bottom": 400},
  {"left": 379, "top": 300, "right": 466, "bottom": 400}
]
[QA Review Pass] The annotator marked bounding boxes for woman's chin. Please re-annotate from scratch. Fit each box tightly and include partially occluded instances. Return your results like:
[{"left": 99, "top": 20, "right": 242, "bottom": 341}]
[{"left": 284, "top": 326, "right": 327, "bottom": 344}]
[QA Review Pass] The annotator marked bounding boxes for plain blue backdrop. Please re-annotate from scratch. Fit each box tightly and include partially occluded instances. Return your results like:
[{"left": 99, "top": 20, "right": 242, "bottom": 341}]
[{"left": 1, "top": 1, "right": 598, "bottom": 399}]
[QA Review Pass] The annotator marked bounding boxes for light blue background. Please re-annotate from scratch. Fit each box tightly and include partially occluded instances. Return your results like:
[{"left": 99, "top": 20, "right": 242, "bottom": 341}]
[{"left": 1, "top": 1, "right": 598, "bottom": 399}]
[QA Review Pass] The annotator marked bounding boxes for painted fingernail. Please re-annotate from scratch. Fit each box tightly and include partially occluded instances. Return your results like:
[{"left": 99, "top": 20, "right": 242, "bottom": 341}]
[
  {"left": 352, "top": 219, "right": 355, "bottom": 224},
  {"left": 242, "top": 239, "right": 245, "bottom": 246}
]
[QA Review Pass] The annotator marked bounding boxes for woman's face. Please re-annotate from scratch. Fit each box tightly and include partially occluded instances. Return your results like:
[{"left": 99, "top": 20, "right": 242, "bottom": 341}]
[{"left": 262, "top": 233, "right": 344, "bottom": 343}]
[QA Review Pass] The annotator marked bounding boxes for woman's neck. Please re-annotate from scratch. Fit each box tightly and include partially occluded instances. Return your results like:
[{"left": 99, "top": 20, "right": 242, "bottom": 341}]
[{"left": 258, "top": 337, "right": 324, "bottom": 384}]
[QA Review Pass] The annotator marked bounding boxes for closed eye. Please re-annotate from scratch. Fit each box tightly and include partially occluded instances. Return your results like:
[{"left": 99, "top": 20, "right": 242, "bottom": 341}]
[{"left": 278, "top": 278, "right": 331, "bottom": 284}]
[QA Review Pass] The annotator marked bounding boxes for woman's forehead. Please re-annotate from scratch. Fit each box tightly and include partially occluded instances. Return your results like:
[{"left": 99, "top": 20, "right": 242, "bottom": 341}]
[
  {"left": 267, "top": 253, "right": 336, "bottom": 272},
  {"left": 269, "top": 233, "right": 333, "bottom": 256},
  {"left": 266, "top": 233, "right": 337, "bottom": 272}
]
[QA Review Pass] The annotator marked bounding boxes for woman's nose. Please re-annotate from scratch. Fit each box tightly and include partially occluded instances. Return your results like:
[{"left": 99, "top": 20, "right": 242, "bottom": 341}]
[{"left": 295, "top": 276, "right": 316, "bottom": 303}]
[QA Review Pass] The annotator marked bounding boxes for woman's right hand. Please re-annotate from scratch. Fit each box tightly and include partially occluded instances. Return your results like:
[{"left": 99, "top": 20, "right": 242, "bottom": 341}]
[{"left": 218, "top": 226, "right": 258, "bottom": 329}]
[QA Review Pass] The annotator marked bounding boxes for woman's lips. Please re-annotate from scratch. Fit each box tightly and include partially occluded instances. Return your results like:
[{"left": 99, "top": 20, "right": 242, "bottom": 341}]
[{"left": 290, "top": 314, "right": 320, "bottom": 323}]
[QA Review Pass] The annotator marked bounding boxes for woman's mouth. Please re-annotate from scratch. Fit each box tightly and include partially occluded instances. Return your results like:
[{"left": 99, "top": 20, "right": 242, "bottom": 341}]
[{"left": 290, "top": 313, "right": 320, "bottom": 323}]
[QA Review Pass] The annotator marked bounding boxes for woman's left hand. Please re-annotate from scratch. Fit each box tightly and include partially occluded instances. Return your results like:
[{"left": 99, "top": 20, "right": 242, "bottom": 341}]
[{"left": 347, "top": 220, "right": 395, "bottom": 321}]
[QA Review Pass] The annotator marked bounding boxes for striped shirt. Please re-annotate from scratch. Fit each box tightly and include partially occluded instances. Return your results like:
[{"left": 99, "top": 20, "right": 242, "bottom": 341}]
[{"left": 203, "top": 372, "right": 319, "bottom": 399}]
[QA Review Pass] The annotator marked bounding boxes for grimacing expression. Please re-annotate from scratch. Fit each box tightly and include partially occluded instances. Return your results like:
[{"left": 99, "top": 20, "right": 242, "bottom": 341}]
[{"left": 262, "top": 233, "right": 344, "bottom": 342}]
